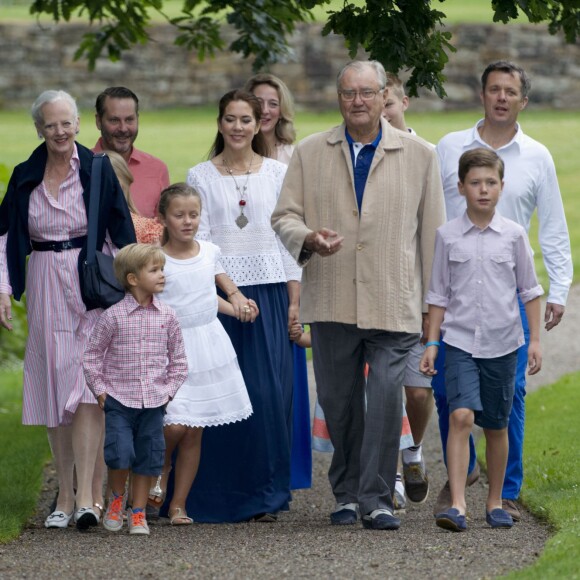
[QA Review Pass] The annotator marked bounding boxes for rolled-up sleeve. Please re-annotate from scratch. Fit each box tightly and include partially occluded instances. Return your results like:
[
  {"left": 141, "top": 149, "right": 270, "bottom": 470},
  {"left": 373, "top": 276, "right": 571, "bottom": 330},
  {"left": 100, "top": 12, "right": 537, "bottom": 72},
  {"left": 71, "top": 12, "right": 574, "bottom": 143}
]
[
  {"left": 425, "top": 229, "right": 450, "bottom": 308},
  {"left": 535, "top": 159, "right": 572, "bottom": 305},
  {"left": 515, "top": 230, "right": 544, "bottom": 304}
]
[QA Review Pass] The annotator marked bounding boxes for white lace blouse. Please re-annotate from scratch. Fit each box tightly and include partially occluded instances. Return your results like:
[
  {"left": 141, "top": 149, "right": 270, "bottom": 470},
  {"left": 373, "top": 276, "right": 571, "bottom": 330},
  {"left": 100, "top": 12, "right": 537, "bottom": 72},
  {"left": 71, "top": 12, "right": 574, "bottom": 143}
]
[{"left": 187, "top": 158, "right": 302, "bottom": 287}]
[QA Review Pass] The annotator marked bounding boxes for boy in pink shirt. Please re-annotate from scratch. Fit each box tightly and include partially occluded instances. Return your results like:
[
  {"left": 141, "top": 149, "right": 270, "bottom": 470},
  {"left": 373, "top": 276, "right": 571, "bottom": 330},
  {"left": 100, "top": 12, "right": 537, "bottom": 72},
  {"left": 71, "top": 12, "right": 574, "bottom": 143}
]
[
  {"left": 420, "top": 148, "right": 542, "bottom": 531},
  {"left": 83, "top": 244, "right": 187, "bottom": 535}
]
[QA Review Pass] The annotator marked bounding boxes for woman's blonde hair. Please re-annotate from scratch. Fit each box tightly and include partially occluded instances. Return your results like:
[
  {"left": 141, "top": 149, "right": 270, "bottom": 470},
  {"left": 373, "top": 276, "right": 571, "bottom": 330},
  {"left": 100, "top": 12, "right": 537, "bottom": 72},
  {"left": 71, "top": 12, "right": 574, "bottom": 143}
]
[
  {"left": 114, "top": 243, "right": 165, "bottom": 290},
  {"left": 104, "top": 150, "right": 138, "bottom": 215},
  {"left": 244, "top": 73, "right": 296, "bottom": 145}
]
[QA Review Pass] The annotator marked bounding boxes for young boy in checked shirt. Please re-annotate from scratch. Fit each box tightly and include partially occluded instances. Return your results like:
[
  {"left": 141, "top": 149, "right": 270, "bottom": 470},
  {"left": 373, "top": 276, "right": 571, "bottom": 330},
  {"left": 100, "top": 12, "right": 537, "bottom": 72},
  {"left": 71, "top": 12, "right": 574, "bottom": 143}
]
[
  {"left": 83, "top": 243, "right": 187, "bottom": 535},
  {"left": 420, "top": 148, "right": 542, "bottom": 532}
]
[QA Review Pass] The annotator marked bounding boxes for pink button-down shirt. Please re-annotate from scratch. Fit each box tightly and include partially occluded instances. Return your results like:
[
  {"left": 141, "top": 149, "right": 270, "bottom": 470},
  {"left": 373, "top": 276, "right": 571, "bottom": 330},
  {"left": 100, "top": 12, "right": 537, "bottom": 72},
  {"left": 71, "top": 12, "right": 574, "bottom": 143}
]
[
  {"left": 93, "top": 138, "right": 170, "bottom": 218},
  {"left": 426, "top": 211, "right": 544, "bottom": 358},
  {"left": 83, "top": 293, "right": 188, "bottom": 408}
]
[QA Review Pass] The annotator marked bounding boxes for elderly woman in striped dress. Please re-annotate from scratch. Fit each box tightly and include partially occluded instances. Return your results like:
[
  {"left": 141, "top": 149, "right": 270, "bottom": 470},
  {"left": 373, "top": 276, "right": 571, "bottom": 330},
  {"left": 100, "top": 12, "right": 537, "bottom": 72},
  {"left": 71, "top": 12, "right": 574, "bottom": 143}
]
[{"left": 0, "top": 90, "right": 135, "bottom": 531}]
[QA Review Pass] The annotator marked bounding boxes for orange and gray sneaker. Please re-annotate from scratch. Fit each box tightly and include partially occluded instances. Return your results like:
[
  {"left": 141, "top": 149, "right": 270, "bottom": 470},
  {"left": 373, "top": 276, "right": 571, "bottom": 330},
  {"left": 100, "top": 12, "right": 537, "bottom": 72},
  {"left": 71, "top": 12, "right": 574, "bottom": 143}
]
[
  {"left": 128, "top": 509, "right": 150, "bottom": 535},
  {"left": 103, "top": 493, "right": 125, "bottom": 532}
]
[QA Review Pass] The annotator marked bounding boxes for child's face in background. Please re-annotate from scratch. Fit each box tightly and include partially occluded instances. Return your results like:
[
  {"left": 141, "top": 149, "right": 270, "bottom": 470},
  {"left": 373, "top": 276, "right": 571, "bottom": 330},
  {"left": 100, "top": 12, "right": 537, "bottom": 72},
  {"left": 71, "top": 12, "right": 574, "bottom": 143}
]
[
  {"left": 458, "top": 166, "right": 503, "bottom": 220},
  {"left": 382, "top": 91, "right": 409, "bottom": 132},
  {"left": 161, "top": 195, "right": 202, "bottom": 244}
]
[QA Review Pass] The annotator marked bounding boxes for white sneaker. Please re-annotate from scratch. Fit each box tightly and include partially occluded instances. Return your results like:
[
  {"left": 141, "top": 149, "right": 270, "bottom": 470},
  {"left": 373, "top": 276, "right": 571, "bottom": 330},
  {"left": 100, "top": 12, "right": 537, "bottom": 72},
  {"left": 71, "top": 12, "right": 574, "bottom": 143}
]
[{"left": 393, "top": 474, "right": 407, "bottom": 512}]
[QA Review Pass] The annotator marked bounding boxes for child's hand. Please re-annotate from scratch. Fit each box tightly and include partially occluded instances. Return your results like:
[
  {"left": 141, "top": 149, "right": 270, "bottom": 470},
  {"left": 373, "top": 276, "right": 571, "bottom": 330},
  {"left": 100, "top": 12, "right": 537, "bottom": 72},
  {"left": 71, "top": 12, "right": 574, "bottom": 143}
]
[
  {"left": 247, "top": 299, "right": 259, "bottom": 322},
  {"left": 527, "top": 340, "right": 542, "bottom": 375},
  {"left": 97, "top": 393, "right": 107, "bottom": 410},
  {"left": 289, "top": 321, "right": 303, "bottom": 342},
  {"left": 419, "top": 347, "right": 438, "bottom": 376}
]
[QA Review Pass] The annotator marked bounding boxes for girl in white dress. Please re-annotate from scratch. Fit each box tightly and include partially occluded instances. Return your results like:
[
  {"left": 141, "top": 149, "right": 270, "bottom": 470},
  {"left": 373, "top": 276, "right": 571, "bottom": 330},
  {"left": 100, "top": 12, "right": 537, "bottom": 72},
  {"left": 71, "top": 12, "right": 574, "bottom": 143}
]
[{"left": 154, "top": 183, "right": 257, "bottom": 525}]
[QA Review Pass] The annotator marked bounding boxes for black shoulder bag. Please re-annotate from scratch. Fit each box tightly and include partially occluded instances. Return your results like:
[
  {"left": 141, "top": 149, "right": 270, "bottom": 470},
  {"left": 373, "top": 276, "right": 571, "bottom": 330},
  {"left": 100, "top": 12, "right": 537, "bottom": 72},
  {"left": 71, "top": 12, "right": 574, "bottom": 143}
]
[{"left": 81, "top": 154, "right": 126, "bottom": 309}]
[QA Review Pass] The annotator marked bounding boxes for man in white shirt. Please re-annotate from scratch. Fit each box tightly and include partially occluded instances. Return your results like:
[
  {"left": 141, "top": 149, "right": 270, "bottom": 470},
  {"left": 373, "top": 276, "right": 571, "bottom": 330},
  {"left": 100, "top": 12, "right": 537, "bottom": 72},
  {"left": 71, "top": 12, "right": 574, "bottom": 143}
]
[{"left": 434, "top": 61, "right": 572, "bottom": 521}]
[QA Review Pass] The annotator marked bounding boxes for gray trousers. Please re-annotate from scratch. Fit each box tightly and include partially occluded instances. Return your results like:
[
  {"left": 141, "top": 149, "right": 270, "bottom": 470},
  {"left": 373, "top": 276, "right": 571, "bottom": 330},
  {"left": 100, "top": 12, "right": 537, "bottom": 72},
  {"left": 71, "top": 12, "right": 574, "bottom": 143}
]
[{"left": 311, "top": 322, "right": 419, "bottom": 516}]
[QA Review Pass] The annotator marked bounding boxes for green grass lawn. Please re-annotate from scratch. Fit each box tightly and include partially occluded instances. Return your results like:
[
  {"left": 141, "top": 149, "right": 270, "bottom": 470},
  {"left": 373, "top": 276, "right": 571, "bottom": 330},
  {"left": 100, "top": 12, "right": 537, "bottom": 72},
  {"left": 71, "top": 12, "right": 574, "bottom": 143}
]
[
  {"left": 2, "top": 107, "right": 578, "bottom": 290},
  {"left": 477, "top": 375, "right": 580, "bottom": 579},
  {"left": 0, "top": 369, "right": 51, "bottom": 543}
]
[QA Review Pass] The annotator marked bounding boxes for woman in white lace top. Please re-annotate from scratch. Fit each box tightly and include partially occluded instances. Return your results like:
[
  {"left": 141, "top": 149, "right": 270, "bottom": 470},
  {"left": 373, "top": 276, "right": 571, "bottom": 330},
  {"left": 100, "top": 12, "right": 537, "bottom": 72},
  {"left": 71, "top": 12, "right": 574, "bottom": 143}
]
[{"left": 181, "top": 89, "right": 301, "bottom": 523}]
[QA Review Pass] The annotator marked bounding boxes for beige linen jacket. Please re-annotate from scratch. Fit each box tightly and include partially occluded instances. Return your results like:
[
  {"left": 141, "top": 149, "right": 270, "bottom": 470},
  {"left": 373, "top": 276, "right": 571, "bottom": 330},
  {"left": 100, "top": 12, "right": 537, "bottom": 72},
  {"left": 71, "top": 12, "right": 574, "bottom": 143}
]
[{"left": 271, "top": 118, "right": 446, "bottom": 334}]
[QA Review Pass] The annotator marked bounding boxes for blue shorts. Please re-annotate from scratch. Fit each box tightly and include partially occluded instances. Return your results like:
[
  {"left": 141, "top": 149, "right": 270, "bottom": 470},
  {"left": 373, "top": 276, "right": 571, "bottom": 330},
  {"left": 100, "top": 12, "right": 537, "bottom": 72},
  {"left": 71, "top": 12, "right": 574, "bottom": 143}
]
[
  {"left": 103, "top": 395, "right": 166, "bottom": 476},
  {"left": 444, "top": 344, "right": 517, "bottom": 430}
]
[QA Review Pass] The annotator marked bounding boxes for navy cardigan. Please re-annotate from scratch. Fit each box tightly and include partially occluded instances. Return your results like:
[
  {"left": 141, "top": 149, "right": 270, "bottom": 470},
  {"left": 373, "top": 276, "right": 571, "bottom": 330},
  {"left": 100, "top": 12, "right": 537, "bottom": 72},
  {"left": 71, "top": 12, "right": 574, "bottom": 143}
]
[{"left": 0, "top": 142, "right": 136, "bottom": 309}]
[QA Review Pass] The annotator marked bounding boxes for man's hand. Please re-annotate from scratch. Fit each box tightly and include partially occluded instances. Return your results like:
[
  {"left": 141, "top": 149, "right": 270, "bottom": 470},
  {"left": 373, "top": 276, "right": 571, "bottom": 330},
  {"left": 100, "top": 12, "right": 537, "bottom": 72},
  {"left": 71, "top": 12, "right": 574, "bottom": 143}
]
[
  {"left": 303, "top": 228, "right": 344, "bottom": 257},
  {"left": 544, "top": 302, "right": 565, "bottom": 331}
]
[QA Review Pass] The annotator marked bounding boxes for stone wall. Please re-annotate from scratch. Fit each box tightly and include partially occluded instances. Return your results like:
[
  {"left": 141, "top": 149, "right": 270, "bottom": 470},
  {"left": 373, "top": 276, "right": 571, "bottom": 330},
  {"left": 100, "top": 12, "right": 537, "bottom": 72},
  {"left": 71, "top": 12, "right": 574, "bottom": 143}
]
[{"left": 0, "top": 21, "right": 579, "bottom": 111}]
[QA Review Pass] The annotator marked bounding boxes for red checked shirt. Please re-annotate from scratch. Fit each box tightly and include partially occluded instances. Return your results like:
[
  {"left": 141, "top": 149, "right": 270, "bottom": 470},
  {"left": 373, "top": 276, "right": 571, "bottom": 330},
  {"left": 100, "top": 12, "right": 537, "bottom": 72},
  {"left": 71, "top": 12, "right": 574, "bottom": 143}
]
[{"left": 83, "top": 293, "right": 188, "bottom": 408}]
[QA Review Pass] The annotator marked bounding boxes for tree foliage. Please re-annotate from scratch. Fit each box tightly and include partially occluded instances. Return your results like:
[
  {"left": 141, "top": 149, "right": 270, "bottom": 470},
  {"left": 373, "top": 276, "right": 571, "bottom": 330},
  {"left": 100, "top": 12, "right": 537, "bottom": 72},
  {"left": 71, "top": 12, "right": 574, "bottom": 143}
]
[{"left": 28, "top": 0, "right": 580, "bottom": 97}]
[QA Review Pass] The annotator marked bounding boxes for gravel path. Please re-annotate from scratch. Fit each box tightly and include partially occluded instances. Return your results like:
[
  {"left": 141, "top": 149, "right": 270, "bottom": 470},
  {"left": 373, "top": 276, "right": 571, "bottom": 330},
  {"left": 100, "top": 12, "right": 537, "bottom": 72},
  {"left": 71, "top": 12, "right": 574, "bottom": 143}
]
[{"left": 2, "top": 289, "right": 577, "bottom": 579}]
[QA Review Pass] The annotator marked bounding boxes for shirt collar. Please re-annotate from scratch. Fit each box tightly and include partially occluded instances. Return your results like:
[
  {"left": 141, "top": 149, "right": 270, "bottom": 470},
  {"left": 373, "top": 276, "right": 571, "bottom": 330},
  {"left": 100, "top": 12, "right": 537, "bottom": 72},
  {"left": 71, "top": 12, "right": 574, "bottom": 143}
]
[
  {"left": 123, "top": 292, "right": 162, "bottom": 313},
  {"left": 345, "top": 126, "right": 382, "bottom": 149},
  {"left": 463, "top": 119, "right": 523, "bottom": 153},
  {"left": 461, "top": 210, "right": 504, "bottom": 234},
  {"left": 94, "top": 137, "right": 143, "bottom": 165},
  {"left": 71, "top": 143, "right": 80, "bottom": 171}
]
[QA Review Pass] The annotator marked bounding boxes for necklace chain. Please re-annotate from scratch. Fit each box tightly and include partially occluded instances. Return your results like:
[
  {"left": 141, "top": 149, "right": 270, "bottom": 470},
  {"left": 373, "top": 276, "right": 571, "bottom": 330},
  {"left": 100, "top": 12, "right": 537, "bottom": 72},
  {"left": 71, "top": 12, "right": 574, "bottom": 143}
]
[{"left": 223, "top": 153, "right": 254, "bottom": 229}]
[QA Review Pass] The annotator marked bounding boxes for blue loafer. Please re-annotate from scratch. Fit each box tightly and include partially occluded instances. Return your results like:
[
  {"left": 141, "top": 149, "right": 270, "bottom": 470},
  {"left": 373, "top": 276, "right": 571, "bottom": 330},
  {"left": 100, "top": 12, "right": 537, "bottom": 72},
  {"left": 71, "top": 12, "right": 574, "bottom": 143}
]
[
  {"left": 330, "top": 503, "right": 358, "bottom": 525},
  {"left": 486, "top": 508, "right": 514, "bottom": 529},
  {"left": 435, "top": 507, "right": 467, "bottom": 532},
  {"left": 362, "top": 509, "right": 400, "bottom": 530}
]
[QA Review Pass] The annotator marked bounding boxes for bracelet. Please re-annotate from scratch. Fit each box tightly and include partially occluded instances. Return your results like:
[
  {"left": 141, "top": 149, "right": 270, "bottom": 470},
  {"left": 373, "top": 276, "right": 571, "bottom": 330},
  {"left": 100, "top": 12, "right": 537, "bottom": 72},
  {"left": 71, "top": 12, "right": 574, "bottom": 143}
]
[
  {"left": 226, "top": 289, "right": 240, "bottom": 299},
  {"left": 425, "top": 341, "right": 440, "bottom": 348}
]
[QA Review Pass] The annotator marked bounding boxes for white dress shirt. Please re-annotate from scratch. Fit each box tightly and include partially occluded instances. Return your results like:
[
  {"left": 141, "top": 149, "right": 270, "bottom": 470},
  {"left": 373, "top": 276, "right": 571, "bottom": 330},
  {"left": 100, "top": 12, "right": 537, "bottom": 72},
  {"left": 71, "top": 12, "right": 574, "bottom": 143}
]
[
  {"left": 436, "top": 120, "right": 572, "bottom": 305},
  {"left": 426, "top": 211, "right": 544, "bottom": 358}
]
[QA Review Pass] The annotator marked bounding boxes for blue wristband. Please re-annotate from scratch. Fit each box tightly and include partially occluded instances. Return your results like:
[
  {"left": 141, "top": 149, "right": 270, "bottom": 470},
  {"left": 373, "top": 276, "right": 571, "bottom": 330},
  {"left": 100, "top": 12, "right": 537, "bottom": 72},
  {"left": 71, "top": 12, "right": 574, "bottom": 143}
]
[{"left": 425, "top": 341, "right": 440, "bottom": 348}]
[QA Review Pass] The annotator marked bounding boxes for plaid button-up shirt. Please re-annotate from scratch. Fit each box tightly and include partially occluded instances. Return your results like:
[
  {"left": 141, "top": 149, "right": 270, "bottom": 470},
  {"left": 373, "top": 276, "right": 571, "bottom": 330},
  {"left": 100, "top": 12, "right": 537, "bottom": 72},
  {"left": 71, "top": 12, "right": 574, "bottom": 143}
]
[{"left": 83, "top": 293, "right": 188, "bottom": 408}]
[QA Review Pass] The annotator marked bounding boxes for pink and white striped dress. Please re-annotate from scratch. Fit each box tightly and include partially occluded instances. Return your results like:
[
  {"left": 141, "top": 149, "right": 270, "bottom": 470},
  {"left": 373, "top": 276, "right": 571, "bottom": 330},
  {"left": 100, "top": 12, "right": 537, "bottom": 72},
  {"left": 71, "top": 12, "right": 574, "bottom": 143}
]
[{"left": 0, "top": 149, "right": 102, "bottom": 427}]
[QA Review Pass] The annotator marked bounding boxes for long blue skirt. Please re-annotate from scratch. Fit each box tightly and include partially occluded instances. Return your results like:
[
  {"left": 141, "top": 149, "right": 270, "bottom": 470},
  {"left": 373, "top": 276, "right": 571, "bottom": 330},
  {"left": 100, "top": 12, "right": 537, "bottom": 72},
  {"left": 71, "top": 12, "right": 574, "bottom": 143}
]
[
  {"left": 174, "top": 282, "right": 294, "bottom": 522},
  {"left": 290, "top": 344, "right": 312, "bottom": 489}
]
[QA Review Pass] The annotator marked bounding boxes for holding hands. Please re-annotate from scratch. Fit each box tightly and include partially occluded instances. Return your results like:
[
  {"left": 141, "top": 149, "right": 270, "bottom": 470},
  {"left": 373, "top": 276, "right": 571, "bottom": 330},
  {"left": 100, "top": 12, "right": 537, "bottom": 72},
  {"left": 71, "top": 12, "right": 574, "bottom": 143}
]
[{"left": 228, "top": 290, "right": 259, "bottom": 323}]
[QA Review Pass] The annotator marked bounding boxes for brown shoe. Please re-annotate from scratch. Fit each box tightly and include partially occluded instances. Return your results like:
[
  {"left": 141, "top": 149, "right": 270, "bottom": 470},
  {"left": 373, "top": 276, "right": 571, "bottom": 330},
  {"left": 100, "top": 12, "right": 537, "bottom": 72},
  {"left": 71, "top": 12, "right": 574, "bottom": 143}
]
[
  {"left": 433, "top": 463, "right": 481, "bottom": 516},
  {"left": 502, "top": 499, "right": 521, "bottom": 522}
]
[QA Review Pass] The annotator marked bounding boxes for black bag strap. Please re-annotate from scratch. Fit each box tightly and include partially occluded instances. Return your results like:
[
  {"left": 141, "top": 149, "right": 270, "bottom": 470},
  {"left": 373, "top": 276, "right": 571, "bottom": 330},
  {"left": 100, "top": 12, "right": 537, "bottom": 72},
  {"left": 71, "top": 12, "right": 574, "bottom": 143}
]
[{"left": 86, "top": 153, "right": 105, "bottom": 263}]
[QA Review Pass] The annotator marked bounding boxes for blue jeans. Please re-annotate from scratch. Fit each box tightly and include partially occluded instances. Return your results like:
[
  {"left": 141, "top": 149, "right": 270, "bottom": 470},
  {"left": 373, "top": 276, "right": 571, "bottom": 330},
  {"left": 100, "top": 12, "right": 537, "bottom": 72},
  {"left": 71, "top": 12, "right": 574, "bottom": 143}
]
[{"left": 432, "top": 297, "right": 529, "bottom": 499}]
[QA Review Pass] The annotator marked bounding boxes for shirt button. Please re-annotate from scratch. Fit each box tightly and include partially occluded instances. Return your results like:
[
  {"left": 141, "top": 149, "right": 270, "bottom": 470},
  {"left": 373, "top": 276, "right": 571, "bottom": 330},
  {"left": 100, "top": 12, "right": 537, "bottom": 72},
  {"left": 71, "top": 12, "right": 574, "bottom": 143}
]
[
  {"left": 357, "top": 244, "right": 363, "bottom": 251},
  {"left": 478, "top": 280, "right": 482, "bottom": 284},
  {"left": 353, "top": 210, "right": 358, "bottom": 217}
]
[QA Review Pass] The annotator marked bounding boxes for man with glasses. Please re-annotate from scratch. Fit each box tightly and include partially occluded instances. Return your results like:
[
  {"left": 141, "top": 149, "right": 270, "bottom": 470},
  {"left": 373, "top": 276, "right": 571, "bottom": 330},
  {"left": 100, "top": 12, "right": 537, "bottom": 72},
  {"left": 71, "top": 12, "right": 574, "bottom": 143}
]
[{"left": 272, "top": 60, "right": 445, "bottom": 530}]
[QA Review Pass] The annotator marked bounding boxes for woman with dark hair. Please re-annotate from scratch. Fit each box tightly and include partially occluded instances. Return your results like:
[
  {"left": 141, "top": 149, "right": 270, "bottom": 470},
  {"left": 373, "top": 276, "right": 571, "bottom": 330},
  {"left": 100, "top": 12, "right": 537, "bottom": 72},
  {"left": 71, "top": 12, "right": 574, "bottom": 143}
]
[
  {"left": 177, "top": 89, "right": 301, "bottom": 522},
  {"left": 245, "top": 74, "right": 312, "bottom": 491},
  {"left": 0, "top": 90, "right": 135, "bottom": 531}
]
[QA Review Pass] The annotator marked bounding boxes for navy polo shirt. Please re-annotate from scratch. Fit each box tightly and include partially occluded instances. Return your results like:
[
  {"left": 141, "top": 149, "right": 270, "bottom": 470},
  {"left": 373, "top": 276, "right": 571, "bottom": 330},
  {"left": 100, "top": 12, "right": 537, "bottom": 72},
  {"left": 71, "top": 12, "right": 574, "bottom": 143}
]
[{"left": 346, "top": 127, "right": 382, "bottom": 213}]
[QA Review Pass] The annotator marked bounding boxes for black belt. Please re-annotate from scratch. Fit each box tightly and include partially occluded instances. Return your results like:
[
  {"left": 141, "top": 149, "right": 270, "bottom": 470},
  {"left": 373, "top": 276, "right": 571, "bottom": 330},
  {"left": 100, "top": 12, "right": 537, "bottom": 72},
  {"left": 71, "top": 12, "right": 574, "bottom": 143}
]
[{"left": 31, "top": 236, "right": 87, "bottom": 252}]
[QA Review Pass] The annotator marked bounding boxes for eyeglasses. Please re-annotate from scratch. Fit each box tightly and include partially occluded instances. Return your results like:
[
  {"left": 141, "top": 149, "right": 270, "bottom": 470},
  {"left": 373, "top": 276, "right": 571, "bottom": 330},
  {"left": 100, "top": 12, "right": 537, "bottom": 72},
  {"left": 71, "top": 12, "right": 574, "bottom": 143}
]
[{"left": 338, "top": 89, "right": 384, "bottom": 101}]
